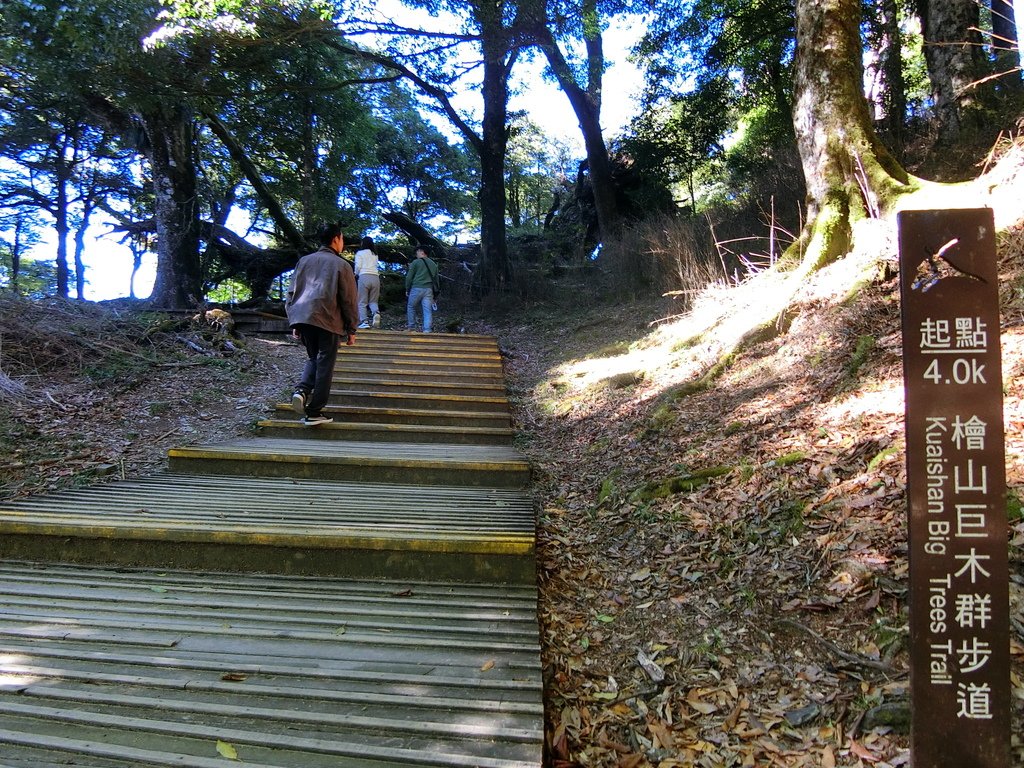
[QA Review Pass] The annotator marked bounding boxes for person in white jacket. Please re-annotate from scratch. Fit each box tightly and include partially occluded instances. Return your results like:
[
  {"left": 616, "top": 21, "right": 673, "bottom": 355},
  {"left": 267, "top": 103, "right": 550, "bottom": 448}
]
[{"left": 354, "top": 236, "right": 381, "bottom": 329}]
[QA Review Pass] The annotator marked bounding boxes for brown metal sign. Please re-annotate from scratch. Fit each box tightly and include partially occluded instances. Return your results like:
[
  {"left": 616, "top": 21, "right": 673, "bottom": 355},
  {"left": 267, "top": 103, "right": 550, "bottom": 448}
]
[{"left": 898, "top": 208, "right": 1010, "bottom": 768}]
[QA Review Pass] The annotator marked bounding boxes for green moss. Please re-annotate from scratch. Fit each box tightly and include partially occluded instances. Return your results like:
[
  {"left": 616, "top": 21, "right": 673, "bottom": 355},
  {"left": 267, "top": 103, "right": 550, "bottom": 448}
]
[
  {"left": 724, "top": 421, "right": 746, "bottom": 436},
  {"left": 1007, "top": 491, "right": 1022, "bottom": 523},
  {"left": 630, "top": 465, "right": 733, "bottom": 502},
  {"left": 867, "top": 446, "right": 899, "bottom": 473},
  {"left": 648, "top": 403, "right": 676, "bottom": 431},
  {"left": 665, "top": 353, "right": 735, "bottom": 401},
  {"left": 771, "top": 451, "right": 807, "bottom": 467},
  {"left": 846, "top": 335, "right": 876, "bottom": 379},
  {"left": 598, "top": 471, "right": 622, "bottom": 504},
  {"left": 605, "top": 370, "right": 643, "bottom": 389}
]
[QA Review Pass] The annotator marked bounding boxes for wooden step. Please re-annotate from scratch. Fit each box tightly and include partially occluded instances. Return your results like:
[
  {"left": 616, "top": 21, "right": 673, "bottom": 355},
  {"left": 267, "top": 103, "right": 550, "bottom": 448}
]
[
  {"left": 327, "top": 366, "right": 506, "bottom": 386},
  {"left": 0, "top": 561, "right": 543, "bottom": 767},
  {"left": 330, "top": 376, "right": 508, "bottom": 398},
  {"left": 0, "top": 474, "right": 535, "bottom": 582},
  {"left": 350, "top": 329, "right": 499, "bottom": 349},
  {"left": 257, "top": 419, "right": 516, "bottom": 445},
  {"left": 277, "top": 403, "right": 511, "bottom": 428},
  {"left": 341, "top": 346, "right": 501, "bottom": 364},
  {"left": 307, "top": 390, "right": 511, "bottom": 415},
  {"left": 338, "top": 358, "right": 504, "bottom": 377},
  {"left": 168, "top": 439, "right": 531, "bottom": 488}
]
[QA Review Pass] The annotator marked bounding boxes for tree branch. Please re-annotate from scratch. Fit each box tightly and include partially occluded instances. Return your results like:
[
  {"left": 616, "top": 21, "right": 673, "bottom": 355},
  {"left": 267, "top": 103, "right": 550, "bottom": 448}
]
[{"left": 202, "top": 111, "right": 307, "bottom": 251}]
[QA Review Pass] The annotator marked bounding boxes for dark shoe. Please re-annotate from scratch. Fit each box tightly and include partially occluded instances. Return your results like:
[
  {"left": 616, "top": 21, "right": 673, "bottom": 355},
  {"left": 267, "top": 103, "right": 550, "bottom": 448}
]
[
  {"left": 291, "top": 391, "right": 306, "bottom": 415},
  {"left": 303, "top": 414, "right": 333, "bottom": 426}
]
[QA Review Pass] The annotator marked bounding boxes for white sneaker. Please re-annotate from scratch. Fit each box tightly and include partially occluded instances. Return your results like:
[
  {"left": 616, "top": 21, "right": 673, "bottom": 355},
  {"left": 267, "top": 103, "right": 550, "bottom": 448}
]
[
  {"left": 303, "top": 414, "right": 333, "bottom": 426},
  {"left": 372, "top": 312, "right": 381, "bottom": 328},
  {"left": 290, "top": 391, "right": 306, "bottom": 415},
  {"left": 357, "top": 321, "right": 371, "bottom": 329}
]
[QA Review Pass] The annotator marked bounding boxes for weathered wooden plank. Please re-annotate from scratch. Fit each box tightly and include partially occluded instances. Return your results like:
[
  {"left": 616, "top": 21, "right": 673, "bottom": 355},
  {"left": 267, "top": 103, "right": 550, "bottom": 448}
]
[
  {"left": 167, "top": 439, "right": 531, "bottom": 488},
  {"left": 23, "top": 687, "right": 541, "bottom": 741},
  {"left": 0, "top": 561, "right": 543, "bottom": 767},
  {"left": 315, "top": 390, "right": 512, "bottom": 414},
  {"left": 0, "top": 561, "right": 538, "bottom": 602},
  {"left": 257, "top": 418, "right": 516, "bottom": 445},
  {"left": 0, "top": 331, "right": 542, "bottom": 766}
]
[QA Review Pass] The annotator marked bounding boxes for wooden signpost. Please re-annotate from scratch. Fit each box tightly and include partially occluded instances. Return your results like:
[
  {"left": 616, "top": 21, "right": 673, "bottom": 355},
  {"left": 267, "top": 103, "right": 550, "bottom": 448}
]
[{"left": 898, "top": 208, "right": 1010, "bottom": 768}]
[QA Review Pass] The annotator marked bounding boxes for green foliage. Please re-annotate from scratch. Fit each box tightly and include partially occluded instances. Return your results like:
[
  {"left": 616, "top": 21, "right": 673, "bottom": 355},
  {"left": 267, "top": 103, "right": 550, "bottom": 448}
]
[
  {"left": 206, "top": 279, "right": 252, "bottom": 304},
  {"left": 846, "top": 335, "right": 876, "bottom": 379},
  {"left": 621, "top": 77, "right": 734, "bottom": 212},
  {"left": 1007, "top": 490, "right": 1022, "bottom": 523},
  {"left": 506, "top": 116, "right": 575, "bottom": 232},
  {"left": 0, "top": 255, "right": 58, "bottom": 299}
]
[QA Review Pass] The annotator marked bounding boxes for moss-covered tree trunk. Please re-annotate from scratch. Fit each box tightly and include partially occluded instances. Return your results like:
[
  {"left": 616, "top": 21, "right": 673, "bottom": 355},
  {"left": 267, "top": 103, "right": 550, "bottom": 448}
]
[{"left": 791, "top": 0, "right": 916, "bottom": 272}]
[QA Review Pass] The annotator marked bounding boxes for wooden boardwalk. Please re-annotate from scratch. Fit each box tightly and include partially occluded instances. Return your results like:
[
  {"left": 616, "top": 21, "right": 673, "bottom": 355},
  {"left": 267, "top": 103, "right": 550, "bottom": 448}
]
[{"left": 0, "top": 330, "right": 543, "bottom": 767}]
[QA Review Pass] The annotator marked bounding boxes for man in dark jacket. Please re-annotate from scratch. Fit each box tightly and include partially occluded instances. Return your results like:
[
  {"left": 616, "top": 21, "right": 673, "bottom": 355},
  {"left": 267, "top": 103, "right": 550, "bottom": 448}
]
[{"left": 286, "top": 222, "right": 359, "bottom": 425}]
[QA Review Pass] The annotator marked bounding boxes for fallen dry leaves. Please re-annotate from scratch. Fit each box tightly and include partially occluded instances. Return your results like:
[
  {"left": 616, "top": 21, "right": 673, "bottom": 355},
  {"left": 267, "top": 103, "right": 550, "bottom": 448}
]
[{"left": 494, "top": 225, "right": 1024, "bottom": 766}]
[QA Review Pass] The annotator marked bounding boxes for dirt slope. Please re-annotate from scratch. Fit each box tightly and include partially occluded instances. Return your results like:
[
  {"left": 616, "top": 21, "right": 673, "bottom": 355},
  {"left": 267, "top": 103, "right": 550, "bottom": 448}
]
[{"left": 488, "top": 170, "right": 1024, "bottom": 764}]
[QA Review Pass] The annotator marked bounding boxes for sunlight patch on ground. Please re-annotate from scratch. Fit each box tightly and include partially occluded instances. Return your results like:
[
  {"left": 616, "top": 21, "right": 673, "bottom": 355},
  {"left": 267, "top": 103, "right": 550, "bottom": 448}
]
[
  {"left": 0, "top": 654, "right": 41, "bottom": 689},
  {"left": 818, "top": 382, "right": 905, "bottom": 425},
  {"left": 554, "top": 346, "right": 676, "bottom": 390}
]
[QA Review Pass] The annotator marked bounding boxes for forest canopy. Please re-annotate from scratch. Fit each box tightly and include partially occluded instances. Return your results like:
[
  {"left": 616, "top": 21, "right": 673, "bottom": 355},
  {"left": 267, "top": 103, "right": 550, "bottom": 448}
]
[{"left": 0, "top": 0, "right": 1021, "bottom": 307}]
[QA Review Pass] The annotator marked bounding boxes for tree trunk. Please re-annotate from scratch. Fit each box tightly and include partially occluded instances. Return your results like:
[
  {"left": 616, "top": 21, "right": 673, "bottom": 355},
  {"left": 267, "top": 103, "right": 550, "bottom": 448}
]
[
  {"left": 205, "top": 112, "right": 307, "bottom": 251},
  {"left": 146, "top": 106, "right": 203, "bottom": 309},
  {"left": 300, "top": 95, "right": 316, "bottom": 235},
  {"left": 792, "top": 0, "right": 914, "bottom": 269},
  {"left": 475, "top": 4, "right": 513, "bottom": 290},
  {"left": 53, "top": 144, "right": 71, "bottom": 299},
  {"left": 991, "top": 0, "right": 1021, "bottom": 89},
  {"left": 918, "top": 0, "right": 983, "bottom": 142},
  {"left": 879, "top": 0, "right": 908, "bottom": 156},
  {"left": 529, "top": 4, "right": 621, "bottom": 243},
  {"left": 10, "top": 213, "right": 28, "bottom": 293},
  {"left": 326, "top": 25, "right": 514, "bottom": 295},
  {"left": 73, "top": 201, "right": 93, "bottom": 301}
]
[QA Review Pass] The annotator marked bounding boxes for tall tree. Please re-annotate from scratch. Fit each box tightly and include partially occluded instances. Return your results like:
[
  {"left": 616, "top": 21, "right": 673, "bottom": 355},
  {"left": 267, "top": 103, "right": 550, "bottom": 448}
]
[
  {"left": 336, "top": 0, "right": 523, "bottom": 289},
  {"left": 521, "top": 0, "right": 623, "bottom": 242},
  {"left": 865, "top": 0, "right": 909, "bottom": 157},
  {"left": 0, "top": 209, "right": 41, "bottom": 293},
  {"left": 917, "top": 0, "right": 984, "bottom": 142},
  {"left": 990, "top": 0, "right": 1020, "bottom": 88},
  {"left": 639, "top": 0, "right": 797, "bottom": 203},
  {"left": 1, "top": 0, "right": 210, "bottom": 306},
  {"left": 791, "top": 0, "right": 916, "bottom": 267}
]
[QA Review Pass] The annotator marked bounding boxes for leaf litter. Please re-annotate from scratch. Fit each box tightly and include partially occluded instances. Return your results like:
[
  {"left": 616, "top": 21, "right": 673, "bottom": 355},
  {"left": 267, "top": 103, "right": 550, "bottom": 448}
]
[{"left": 490, "top": 219, "right": 1024, "bottom": 766}]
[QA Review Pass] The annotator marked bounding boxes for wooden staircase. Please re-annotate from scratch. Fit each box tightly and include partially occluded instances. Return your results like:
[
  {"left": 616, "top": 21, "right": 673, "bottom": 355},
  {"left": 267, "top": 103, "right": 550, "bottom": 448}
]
[{"left": 0, "top": 330, "right": 543, "bottom": 767}]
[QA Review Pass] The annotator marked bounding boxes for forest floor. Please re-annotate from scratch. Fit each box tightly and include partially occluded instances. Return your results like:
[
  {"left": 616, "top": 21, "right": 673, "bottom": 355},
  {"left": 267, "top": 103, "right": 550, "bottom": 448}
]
[
  {"left": 479, "top": 138, "right": 1024, "bottom": 766},
  {"left": 1, "top": 153, "right": 1023, "bottom": 767}
]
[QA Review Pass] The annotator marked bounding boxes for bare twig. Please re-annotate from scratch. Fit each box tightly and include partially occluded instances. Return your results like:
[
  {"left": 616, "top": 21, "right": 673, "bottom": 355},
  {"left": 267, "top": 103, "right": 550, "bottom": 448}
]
[{"left": 776, "top": 618, "right": 898, "bottom": 674}]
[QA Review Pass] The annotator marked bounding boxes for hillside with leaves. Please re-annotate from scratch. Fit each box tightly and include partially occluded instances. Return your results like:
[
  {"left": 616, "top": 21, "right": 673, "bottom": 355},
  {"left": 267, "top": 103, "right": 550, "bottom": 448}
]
[{"left": 489, "top": 154, "right": 1024, "bottom": 765}]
